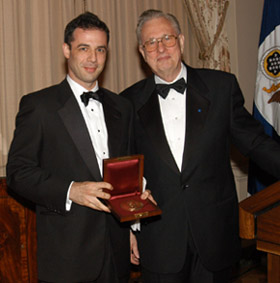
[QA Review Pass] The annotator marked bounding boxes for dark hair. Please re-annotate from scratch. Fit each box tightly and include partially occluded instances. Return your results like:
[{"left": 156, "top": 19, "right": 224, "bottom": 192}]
[
  {"left": 64, "top": 12, "right": 110, "bottom": 47},
  {"left": 136, "top": 9, "right": 181, "bottom": 45}
]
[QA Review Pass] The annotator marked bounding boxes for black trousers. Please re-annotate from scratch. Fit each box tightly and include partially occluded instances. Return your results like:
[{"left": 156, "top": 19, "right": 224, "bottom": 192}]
[
  {"left": 141, "top": 263, "right": 231, "bottom": 283},
  {"left": 141, "top": 231, "right": 232, "bottom": 283},
  {"left": 38, "top": 242, "right": 129, "bottom": 283}
]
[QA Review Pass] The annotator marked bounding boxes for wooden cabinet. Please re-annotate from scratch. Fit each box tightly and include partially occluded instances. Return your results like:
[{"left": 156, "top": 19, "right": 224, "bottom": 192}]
[
  {"left": 239, "top": 181, "right": 280, "bottom": 283},
  {"left": 0, "top": 177, "right": 37, "bottom": 283}
]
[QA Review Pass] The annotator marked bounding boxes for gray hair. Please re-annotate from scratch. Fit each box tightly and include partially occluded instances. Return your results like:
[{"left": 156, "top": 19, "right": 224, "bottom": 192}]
[{"left": 136, "top": 9, "right": 182, "bottom": 45}]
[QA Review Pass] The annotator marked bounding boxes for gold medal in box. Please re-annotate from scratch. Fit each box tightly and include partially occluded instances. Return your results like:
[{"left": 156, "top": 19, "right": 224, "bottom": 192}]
[
  {"left": 103, "top": 154, "right": 162, "bottom": 222},
  {"left": 120, "top": 200, "right": 144, "bottom": 212}
]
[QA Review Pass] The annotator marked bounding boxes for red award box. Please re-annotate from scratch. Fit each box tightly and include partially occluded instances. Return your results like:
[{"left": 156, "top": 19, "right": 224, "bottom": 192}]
[{"left": 103, "top": 154, "right": 162, "bottom": 222}]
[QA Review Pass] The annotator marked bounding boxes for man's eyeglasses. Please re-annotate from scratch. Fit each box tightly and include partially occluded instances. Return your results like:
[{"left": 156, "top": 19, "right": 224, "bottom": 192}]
[{"left": 142, "top": 35, "right": 178, "bottom": 52}]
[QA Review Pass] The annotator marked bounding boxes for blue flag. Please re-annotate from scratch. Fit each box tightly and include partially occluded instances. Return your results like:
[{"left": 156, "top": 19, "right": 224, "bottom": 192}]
[{"left": 248, "top": 0, "right": 280, "bottom": 194}]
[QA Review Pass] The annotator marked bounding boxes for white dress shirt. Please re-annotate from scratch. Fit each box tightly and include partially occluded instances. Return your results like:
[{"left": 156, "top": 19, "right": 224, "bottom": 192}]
[
  {"left": 133, "top": 64, "right": 187, "bottom": 231},
  {"left": 65, "top": 75, "right": 109, "bottom": 210},
  {"left": 155, "top": 63, "right": 187, "bottom": 171}
]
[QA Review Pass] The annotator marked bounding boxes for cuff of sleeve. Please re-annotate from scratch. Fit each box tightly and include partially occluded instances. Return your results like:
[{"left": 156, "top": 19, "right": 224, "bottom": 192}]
[
  {"left": 66, "top": 181, "right": 74, "bottom": 211},
  {"left": 131, "top": 219, "right": 141, "bottom": 231}
]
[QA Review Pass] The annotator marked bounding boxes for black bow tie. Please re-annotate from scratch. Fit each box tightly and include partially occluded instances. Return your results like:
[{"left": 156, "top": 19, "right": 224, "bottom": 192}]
[
  {"left": 80, "top": 91, "right": 102, "bottom": 106},
  {"left": 156, "top": 78, "right": 186, "bottom": 99}
]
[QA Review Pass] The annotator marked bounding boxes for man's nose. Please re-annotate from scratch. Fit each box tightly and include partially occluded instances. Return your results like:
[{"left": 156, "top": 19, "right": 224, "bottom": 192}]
[
  {"left": 157, "top": 39, "right": 166, "bottom": 52},
  {"left": 87, "top": 50, "right": 97, "bottom": 61}
]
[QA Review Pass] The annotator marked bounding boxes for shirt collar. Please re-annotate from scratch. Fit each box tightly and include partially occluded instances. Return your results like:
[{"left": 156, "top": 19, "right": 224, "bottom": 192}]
[
  {"left": 66, "top": 75, "right": 99, "bottom": 102},
  {"left": 154, "top": 62, "right": 187, "bottom": 85}
]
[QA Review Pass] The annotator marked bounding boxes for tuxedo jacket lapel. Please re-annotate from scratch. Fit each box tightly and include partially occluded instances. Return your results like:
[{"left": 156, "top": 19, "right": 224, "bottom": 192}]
[
  {"left": 138, "top": 86, "right": 179, "bottom": 174},
  {"left": 181, "top": 67, "right": 210, "bottom": 175},
  {"left": 57, "top": 81, "right": 102, "bottom": 181},
  {"left": 137, "top": 68, "right": 210, "bottom": 176}
]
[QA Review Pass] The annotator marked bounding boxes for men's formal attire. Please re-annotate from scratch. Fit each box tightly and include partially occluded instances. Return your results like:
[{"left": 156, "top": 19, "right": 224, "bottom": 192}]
[
  {"left": 7, "top": 78, "right": 133, "bottom": 282},
  {"left": 121, "top": 64, "right": 280, "bottom": 281}
]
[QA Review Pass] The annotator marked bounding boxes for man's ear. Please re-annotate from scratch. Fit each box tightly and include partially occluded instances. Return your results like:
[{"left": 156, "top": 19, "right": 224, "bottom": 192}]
[
  {"left": 139, "top": 45, "right": 147, "bottom": 62},
  {"left": 62, "top": 43, "right": 70, "bottom": 59},
  {"left": 178, "top": 34, "right": 185, "bottom": 54}
]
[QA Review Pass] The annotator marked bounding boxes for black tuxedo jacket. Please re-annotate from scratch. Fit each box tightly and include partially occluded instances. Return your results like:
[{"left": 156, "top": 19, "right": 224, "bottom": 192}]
[
  {"left": 7, "top": 79, "right": 133, "bottom": 282},
  {"left": 120, "top": 65, "right": 280, "bottom": 273}
]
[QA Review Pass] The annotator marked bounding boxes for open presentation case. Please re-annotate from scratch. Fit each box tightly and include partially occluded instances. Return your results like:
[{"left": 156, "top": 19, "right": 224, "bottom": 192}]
[{"left": 103, "top": 155, "right": 162, "bottom": 222}]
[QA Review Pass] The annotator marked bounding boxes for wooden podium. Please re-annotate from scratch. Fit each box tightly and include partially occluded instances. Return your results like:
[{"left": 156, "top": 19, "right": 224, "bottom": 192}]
[
  {"left": 0, "top": 177, "right": 37, "bottom": 282},
  {"left": 239, "top": 181, "right": 280, "bottom": 283}
]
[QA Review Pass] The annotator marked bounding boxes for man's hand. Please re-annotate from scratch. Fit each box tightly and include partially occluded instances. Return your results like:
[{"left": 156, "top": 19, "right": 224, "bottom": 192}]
[
  {"left": 69, "top": 181, "right": 113, "bottom": 212},
  {"left": 140, "top": 189, "right": 157, "bottom": 205},
  {"left": 130, "top": 230, "right": 140, "bottom": 265}
]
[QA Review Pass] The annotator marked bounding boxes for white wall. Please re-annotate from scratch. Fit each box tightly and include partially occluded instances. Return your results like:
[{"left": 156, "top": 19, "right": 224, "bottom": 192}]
[
  {"left": 226, "top": 0, "right": 264, "bottom": 201},
  {"left": 227, "top": 0, "right": 264, "bottom": 112}
]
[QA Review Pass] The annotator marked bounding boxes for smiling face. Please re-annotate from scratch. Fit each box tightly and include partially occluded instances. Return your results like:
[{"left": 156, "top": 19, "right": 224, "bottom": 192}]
[
  {"left": 63, "top": 27, "right": 108, "bottom": 90},
  {"left": 139, "top": 17, "right": 184, "bottom": 82}
]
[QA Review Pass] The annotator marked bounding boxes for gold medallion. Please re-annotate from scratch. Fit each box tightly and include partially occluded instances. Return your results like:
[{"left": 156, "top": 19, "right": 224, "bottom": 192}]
[{"left": 120, "top": 200, "right": 144, "bottom": 212}]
